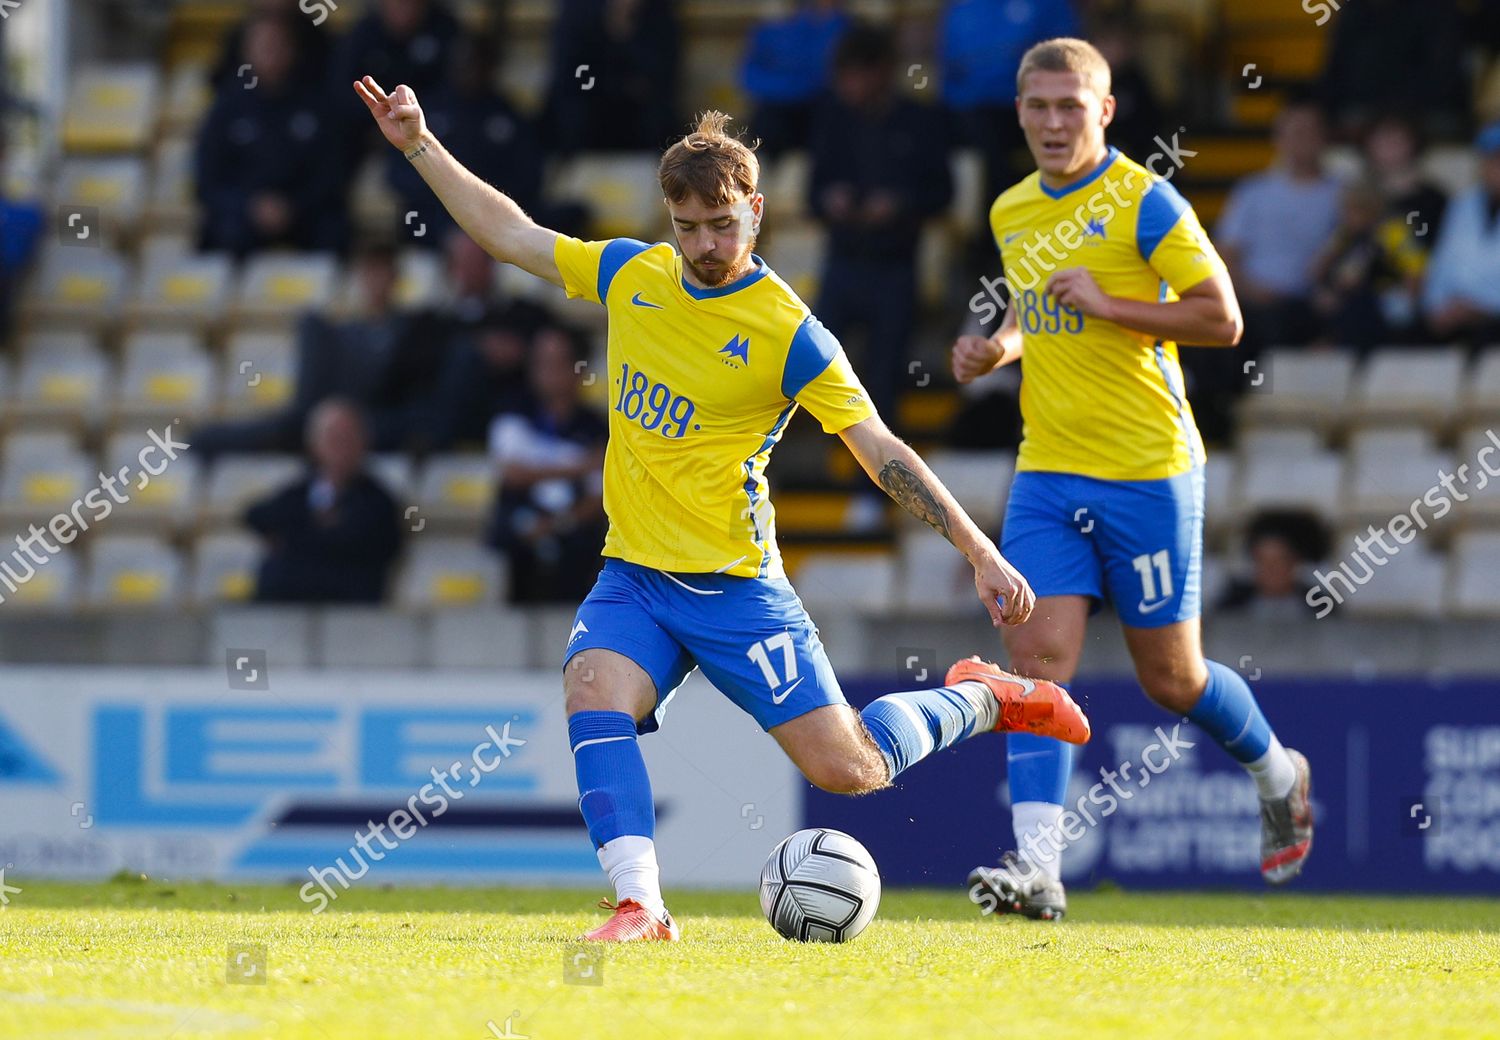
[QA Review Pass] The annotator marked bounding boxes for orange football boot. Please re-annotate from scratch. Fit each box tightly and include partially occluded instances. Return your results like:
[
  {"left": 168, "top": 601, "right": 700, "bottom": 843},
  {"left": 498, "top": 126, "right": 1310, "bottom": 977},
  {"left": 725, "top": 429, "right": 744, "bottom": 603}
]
[
  {"left": 945, "top": 655, "right": 1091, "bottom": 744},
  {"left": 581, "top": 898, "right": 681, "bottom": 942}
]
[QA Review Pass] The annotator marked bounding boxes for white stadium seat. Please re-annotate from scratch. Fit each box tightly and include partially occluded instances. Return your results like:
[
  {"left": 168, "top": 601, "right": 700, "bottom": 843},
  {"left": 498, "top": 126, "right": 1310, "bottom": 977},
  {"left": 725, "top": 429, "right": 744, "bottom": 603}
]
[
  {"left": 1237, "top": 348, "right": 1356, "bottom": 429},
  {"left": 220, "top": 331, "right": 297, "bottom": 414},
  {"left": 1448, "top": 531, "right": 1500, "bottom": 616},
  {"left": 793, "top": 553, "right": 897, "bottom": 613},
  {"left": 1348, "top": 346, "right": 1466, "bottom": 429},
  {"left": 201, "top": 455, "right": 303, "bottom": 522},
  {"left": 397, "top": 539, "right": 506, "bottom": 607},
  {"left": 921, "top": 450, "right": 1014, "bottom": 534},
  {"left": 84, "top": 535, "right": 184, "bottom": 608},
  {"left": 190, "top": 532, "right": 261, "bottom": 605},
  {"left": 1237, "top": 450, "right": 1344, "bottom": 520}
]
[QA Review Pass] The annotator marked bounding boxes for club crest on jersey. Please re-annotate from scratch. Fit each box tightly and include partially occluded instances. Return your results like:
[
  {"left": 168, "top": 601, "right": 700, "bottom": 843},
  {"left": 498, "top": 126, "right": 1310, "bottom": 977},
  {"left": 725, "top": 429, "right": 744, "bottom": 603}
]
[
  {"left": 719, "top": 333, "right": 750, "bottom": 368},
  {"left": 1083, "top": 218, "right": 1107, "bottom": 240}
]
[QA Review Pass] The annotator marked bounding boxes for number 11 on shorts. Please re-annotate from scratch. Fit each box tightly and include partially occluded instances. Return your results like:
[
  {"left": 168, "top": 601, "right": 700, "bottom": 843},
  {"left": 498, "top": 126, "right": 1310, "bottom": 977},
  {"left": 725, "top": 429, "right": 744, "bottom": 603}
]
[{"left": 1132, "top": 549, "right": 1173, "bottom": 605}]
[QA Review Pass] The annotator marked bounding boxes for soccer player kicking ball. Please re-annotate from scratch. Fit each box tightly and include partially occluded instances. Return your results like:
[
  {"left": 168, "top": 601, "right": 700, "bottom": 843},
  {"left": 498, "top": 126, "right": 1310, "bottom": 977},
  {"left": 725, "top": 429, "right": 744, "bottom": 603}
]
[
  {"left": 355, "top": 76, "right": 1091, "bottom": 942},
  {"left": 953, "top": 39, "right": 1312, "bottom": 921}
]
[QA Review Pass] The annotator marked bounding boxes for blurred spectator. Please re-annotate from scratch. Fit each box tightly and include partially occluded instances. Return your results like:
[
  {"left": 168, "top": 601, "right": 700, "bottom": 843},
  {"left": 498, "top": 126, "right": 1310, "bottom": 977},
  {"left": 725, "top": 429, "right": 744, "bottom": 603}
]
[
  {"left": 1092, "top": 18, "right": 1166, "bottom": 162},
  {"left": 940, "top": 0, "right": 1078, "bottom": 218},
  {"left": 337, "top": 0, "right": 460, "bottom": 101},
  {"left": 194, "top": 243, "right": 439, "bottom": 458},
  {"left": 0, "top": 142, "right": 42, "bottom": 334},
  {"left": 246, "top": 399, "right": 402, "bottom": 604},
  {"left": 1319, "top": 0, "right": 1469, "bottom": 139},
  {"left": 386, "top": 35, "right": 585, "bottom": 249},
  {"left": 195, "top": 13, "right": 350, "bottom": 255},
  {"left": 1362, "top": 115, "right": 1448, "bottom": 252},
  {"left": 809, "top": 23, "right": 952, "bottom": 430},
  {"left": 1215, "top": 510, "right": 1331, "bottom": 620},
  {"left": 211, "top": 0, "right": 331, "bottom": 91},
  {"left": 544, "top": 0, "right": 681, "bottom": 154},
  {"left": 486, "top": 327, "right": 607, "bottom": 604},
  {"left": 740, "top": 0, "right": 849, "bottom": 157},
  {"left": 421, "top": 231, "right": 552, "bottom": 448},
  {"left": 1423, "top": 123, "right": 1500, "bottom": 343},
  {"left": 1215, "top": 99, "right": 1341, "bottom": 349},
  {"left": 1310, "top": 178, "right": 1426, "bottom": 349}
]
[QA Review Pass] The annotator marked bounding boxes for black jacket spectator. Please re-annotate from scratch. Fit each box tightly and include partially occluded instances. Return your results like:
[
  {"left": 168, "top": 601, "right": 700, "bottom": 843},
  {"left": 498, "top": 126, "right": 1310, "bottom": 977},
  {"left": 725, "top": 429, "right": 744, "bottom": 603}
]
[
  {"left": 808, "top": 24, "right": 951, "bottom": 429},
  {"left": 196, "top": 14, "right": 349, "bottom": 255},
  {"left": 246, "top": 401, "right": 402, "bottom": 603},
  {"left": 544, "top": 0, "right": 681, "bottom": 153},
  {"left": 487, "top": 328, "right": 607, "bottom": 603},
  {"left": 336, "top": 0, "right": 460, "bottom": 101},
  {"left": 1319, "top": 0, "right": 1470, "bottom": 136},
  {"left": 210, "top": 0, "right": 332, "bottom": 91}
]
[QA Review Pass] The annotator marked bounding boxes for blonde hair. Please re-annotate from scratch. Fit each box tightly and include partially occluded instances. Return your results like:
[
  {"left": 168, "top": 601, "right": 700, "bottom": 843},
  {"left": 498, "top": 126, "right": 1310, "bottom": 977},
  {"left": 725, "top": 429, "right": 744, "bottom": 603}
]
[
  {"left": 1016, "top": 37, "right": 1112, "bottom": 98},
  {"left": 658, "top": 111, "right": 760, "bottom": 207}
]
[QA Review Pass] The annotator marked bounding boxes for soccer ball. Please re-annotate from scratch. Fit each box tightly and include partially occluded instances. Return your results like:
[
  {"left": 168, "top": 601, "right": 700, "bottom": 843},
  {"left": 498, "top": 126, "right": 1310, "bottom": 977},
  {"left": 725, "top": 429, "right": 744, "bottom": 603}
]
[{"left": 759, "top": 828, "right": 881, "bottom": 942}]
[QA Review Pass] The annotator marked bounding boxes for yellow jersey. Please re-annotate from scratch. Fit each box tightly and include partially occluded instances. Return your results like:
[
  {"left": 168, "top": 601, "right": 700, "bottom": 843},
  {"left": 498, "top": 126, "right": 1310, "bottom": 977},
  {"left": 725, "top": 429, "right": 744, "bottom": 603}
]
[
  {"left": 990, "top": 146, "right": 1227, "bottom": 481},
  {"left": 554, "top": 236, "right": 875, "bottom": 577}
]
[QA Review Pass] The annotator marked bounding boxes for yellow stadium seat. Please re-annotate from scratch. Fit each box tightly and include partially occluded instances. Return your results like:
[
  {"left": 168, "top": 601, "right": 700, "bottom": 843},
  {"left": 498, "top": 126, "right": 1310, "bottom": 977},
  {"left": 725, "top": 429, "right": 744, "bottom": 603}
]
[
  {"left": 128, "top": 251, "right": 234, "bottom": 328},
  {"left": 551, "top": 154, "right": 665, "bottom": 239},
  {"left": 219, "top": 331, "right": 296, "bottom": 414},
  {"left": 84, "top": 536, "right": 183, "bottom": 608},
  {"left": 117, "top": 331, "right": 215, "bottom": 420},
  {"left": 416, "top": 454, "right": 496, "bottom": 522},
  {"left": 62, "top": 65, "right": 161, "bottom": 153},
  {"left": 397, "top": 539, "right": 507, "bottom": 607},
  {"left": 22, "top": 249, "right": 131, "bottom": 328},
  {"left": 13, "top": 340, "right": 111, "bottom": 421},
  {"left": 232, "top": 253, "right": 339, "bottom": 324},
  {"left": 190, "top": 533, "right": 262, "bottom": 605}
]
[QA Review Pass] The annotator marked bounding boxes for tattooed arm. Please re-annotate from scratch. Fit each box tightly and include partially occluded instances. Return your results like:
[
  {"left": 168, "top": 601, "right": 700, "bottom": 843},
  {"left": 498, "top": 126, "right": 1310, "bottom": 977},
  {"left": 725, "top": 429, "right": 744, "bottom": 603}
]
[{"left": 838, "top": 416, "right": 1035, "bottom": 625}]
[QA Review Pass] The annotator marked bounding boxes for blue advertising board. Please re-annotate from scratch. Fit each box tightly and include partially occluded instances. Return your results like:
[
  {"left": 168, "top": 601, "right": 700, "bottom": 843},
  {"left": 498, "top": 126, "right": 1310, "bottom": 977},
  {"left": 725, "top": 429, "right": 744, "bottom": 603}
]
[{"left": 807, "top": 676, "right": 1500, "bottom": 893}]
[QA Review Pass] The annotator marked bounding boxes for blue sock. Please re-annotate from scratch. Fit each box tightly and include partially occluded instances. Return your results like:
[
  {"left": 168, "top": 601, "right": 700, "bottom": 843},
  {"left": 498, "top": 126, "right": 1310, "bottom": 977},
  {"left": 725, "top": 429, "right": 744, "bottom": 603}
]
[
  {"left": 568, "top": 710, "right": 655, "bottom": 848},
  {"left": 1188, "top": 660, "right": 1273, "bottom": 764},
  {"left": 1008, "top": 731, "right": 1073, "bottom": 805},
  {"left": 861, "top": 684, "right": 987, "bottom": 781}
]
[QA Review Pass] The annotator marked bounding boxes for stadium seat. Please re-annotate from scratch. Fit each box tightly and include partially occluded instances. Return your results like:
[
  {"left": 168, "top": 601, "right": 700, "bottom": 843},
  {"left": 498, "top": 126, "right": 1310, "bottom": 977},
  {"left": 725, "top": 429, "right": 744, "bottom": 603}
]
[
  {"left": 84, "top": 535, "right": 184, "bottom": 609},
  {"left": 1332, "top": 536, "right": 1446, "bottom": 618},
  {"left": 415, "top": 454, "right": 496, "bottom": 523},
  {"left": 0, "top": 551, "right": 80, "bottom": 611},
  {"left": 1236, "top": 450, "right": 1344, "bottom": 519},
  {"left": 0, "top": 436, "right": 95, "bottom": 519},
  {"left": 350, "top": 154, "right": 398, "bottom": 233},
  {"left": 763, "top": 151, "right": 811, "bottom": 221},
  {"left": 231, "top": 253, "right": 338, "bottom": 324},
  {"left": 116, "top": 331, "right": 216, "bottom": 421},
  {"left": 21, "top": 248, "right": 131, "bottom": 328},
  {"left": 1235, "top": 427, "right": 1323, "bottom": 462},
  {"left": 1344, "top": 446, "right": 1453, "bottom": 525},
  {"left": 62, "top": 64, "right": 160, "bottom": 153},
  {"left": 762, "top": 221, "right": 825, "bottom": 305},
  {"left": 396, "top": 538, "right": 507, "bottom": 607},
  {"left": 161, "top": 63, "right": 211, "bottom": 133},
  {"left": 200, "top": 455, "right": 303, "bottom": 523},
  {"left": 2, "top": 430, "right": 84, "bottom": 470},
  {"left": 13, "top": 339, "right": 112, "bottom": 422},
  {"left": 335, "top": 249, "right": 443, "bottom": 314},
  {"left": 550, "top": 154, "right": 665, "bottom": 239},
  {"left": 1346, "top": 426, "right": 1437, "bottom": 469},
  {"left": 496, "top": 37, "right": 549, "bottom": 115},
  {"left": 1236, "top": 348, "right": 1356, "bottom": 430},
  {"left": 128, "top": 250, "right": 234, "bottom": 328},
  {"left": 792, "top": 553, "right": 897, "bottom": 613},
  {"left": 1203, "top": 453, "right": 1237, "bottom": 543},
  {"left": 922, "top": 450, "right": 1014, "bottom": 533},
  {"left": 146, "top": 136, "right": 197, "bottom": 232},
  {"left": 898, "top": 528, "right": 972, "bottom": 612},
  {"left": 1347, "top": 347, "right": 1466, "bottom": 430},
  {"left": 1448, "top": 531, "right": 1500, "bottom": 616},
  {"left": 1460, "top": 346, "right": 1500, "bottom": 423},
  {"left": 57, "top": 157, "right": 148, "bottom": 240},
  {"left": 918, "top": 225, "right": 958, "bottom": 308},
  {"left": 219, "top": 331, "right": 296, "bottom": 415},
  {"left": 102, "top": 428, "right": 202, "bottom": 525},
  {"left": 948, "top": 148, "right": 986, "bottom": 236},
  {"left": 189, "top": 532, "right": 261, "bottom": 605}
]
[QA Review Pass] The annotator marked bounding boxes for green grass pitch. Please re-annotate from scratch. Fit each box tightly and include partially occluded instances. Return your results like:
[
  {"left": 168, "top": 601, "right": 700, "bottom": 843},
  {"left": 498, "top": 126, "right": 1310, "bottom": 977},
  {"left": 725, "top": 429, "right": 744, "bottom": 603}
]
[{"left": 2, "top": 878, "right": 1498, "bottom": 1039}]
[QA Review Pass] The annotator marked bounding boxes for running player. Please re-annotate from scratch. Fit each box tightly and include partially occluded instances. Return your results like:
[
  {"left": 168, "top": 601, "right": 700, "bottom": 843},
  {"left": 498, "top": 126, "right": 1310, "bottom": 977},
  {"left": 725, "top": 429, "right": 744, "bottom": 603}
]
[
  {"left": 354, "top": 76, "right": 1091, "bottom": 942},
  {"left": 953, "top": 39, "right": 1312, "bottom": 921}
]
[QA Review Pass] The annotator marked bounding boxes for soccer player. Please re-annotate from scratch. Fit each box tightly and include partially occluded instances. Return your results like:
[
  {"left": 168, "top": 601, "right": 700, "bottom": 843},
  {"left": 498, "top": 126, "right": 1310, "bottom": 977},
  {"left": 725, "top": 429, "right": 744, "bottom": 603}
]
[
  {"left": 354, "top": 75, "right": 1091, "bottom": 941},
  {"left": 952, "top": 39, "right": 1312, "bottom": 921}
]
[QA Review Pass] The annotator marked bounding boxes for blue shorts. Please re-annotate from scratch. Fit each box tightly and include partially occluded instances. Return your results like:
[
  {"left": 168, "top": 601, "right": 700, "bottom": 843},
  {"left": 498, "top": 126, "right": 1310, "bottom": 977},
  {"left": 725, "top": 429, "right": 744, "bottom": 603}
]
[
  {"left": 562, "top": 559, "right": 847, "bottom": 734},
  {"left": 1001, "top": 468, "right": 1204, "bottom": 628}
]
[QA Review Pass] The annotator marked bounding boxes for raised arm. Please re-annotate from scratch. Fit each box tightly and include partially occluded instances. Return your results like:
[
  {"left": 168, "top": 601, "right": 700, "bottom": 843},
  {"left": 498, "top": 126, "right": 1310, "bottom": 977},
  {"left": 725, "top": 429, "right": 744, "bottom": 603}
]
[
  {"left": 838, "top": 415, "right": 1035, "bottom": 626},
  {"left": 353, "top": 76, "right": 563, "bottom": 288}
]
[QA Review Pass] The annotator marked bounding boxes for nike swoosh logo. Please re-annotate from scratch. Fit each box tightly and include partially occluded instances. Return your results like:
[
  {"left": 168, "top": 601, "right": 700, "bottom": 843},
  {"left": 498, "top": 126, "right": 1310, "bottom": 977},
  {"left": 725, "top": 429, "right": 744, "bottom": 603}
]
[
  {"left": 1137, "top": 598, "right": 1172, "bottom": 615},
  {"left": 771, "top": 676, "right": 805, "bottom": 705},
  {"left": 631, "top": 292, "right": 663, "bottom": 309},
  {"left": 1003, "top": 232, "right": 1025, "bottom": 244}
]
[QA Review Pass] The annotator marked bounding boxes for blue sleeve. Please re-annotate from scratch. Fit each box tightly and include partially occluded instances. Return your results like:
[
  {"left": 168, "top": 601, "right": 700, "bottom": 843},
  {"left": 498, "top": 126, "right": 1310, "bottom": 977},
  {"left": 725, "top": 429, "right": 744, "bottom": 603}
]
[
  {"left": 597, "top": 238, "right": 653, "bottom": 303},
  {"left": 782, "top": 315, "right": 840, "bottom": 399},
  {"left": 1136, "top": 179, "right": 1190, "bottom": 263}
]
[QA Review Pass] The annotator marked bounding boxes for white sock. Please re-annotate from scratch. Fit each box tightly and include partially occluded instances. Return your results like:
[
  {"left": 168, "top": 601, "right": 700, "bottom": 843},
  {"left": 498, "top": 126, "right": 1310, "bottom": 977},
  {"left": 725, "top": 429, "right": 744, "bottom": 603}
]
[
  {"left": 597, "top": 835, "right": 666, "bottom": 919},
  {"left": 1012, "top": 800, "right": 1065, "bottom": 882},
  {"left": 953, "top": 680, "right": 999, "bottom": 733},
  {"left": 1246, "top": 734, "right": 1297, "bottom": 800}
]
